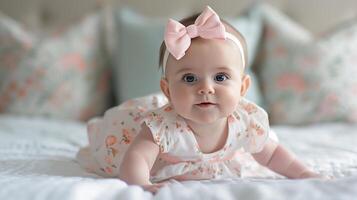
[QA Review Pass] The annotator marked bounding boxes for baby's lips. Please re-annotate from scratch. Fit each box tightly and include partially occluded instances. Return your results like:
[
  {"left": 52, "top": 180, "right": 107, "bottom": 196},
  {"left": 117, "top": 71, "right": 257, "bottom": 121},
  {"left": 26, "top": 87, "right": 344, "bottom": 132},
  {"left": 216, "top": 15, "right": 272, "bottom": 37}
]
[
  {"left": 195, "top": 102, "right": 216, "bottom": 105},
  {"left": 195, "top": 102, "right": 217, "bottom": 108}
]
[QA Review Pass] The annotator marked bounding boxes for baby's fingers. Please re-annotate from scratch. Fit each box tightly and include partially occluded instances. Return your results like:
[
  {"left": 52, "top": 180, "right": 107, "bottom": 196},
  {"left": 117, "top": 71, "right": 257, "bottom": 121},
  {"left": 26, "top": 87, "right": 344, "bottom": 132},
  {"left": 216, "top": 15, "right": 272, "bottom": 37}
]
[
  {"left": 142, "top": 183, "right": 168, "bottom": 194},
  {"left": 144, "top": 185, "right": 160, "bottom": 194}
]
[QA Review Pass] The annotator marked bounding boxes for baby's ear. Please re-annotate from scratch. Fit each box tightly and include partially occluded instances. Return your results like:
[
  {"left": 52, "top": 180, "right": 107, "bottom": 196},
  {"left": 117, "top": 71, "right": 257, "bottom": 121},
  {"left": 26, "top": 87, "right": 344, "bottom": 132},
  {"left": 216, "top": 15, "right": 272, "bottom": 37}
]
[
  {"left": 160, "top": 78, "right": 171, "bottom": 101},
  {"left": 240, "top": 74, "right": 251, "bottom": 96}
]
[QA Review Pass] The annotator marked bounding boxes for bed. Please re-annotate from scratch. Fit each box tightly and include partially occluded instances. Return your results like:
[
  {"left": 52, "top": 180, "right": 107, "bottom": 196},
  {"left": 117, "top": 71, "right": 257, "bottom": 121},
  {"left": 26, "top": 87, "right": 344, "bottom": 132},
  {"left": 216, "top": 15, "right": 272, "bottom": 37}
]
[
  {"left": 1, "top": 114, "right": 356, "bottom": 200},
  {"left": 1, "top": 0, "right": 357, "bottom": 199}
]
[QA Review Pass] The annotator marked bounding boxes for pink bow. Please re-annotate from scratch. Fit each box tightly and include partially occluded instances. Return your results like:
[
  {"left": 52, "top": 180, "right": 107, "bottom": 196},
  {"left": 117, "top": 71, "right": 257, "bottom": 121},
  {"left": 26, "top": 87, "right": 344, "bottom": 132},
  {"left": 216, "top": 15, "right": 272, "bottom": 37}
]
[{"left": 164, "top": 6, "right": 226, "bottom": 60}]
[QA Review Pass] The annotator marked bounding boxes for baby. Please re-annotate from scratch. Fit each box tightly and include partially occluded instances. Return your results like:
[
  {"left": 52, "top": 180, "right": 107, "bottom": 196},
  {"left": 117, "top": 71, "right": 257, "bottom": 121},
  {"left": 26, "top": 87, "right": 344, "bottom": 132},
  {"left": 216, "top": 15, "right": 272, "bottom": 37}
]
[{"left": 77, "top": 6, "right": 322, "bottom": 194}]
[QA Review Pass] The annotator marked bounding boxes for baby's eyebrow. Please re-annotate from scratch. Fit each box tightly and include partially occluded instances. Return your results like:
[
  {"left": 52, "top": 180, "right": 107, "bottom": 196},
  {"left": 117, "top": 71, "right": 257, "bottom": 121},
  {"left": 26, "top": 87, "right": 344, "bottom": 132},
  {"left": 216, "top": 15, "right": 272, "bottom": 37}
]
[
  {"left": 174, "top": 65, "right": 237, "bottom": 75},
  {"left": 175, "top": 67, "right": 193, "bottom": 74},
  {"left": 215, "top": 66, "right": 234, "bottom": 72}
]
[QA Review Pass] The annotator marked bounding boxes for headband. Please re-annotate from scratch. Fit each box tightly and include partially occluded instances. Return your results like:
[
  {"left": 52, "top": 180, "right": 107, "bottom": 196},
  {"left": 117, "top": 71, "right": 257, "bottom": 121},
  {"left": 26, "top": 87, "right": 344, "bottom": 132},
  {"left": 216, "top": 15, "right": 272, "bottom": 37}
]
[{"left": 162, "top": 6, "right": 245, "bottom": 75}]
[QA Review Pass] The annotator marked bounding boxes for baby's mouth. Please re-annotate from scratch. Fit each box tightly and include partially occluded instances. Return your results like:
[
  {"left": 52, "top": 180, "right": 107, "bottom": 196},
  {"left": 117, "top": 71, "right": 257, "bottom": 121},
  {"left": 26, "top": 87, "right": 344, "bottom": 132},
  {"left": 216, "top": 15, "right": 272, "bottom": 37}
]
[{"left": 195, "top": 102, "right": 217, "bottom": 108}]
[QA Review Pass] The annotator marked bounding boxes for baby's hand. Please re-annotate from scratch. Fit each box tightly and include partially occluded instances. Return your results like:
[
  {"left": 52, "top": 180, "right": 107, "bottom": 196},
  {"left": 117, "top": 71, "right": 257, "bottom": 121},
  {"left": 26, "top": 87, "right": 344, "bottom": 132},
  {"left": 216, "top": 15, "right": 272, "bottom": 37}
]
[
  {"left": 299, "top": 171, "right": 333, "bottom": 180},
  {"left": 142, "top": 181, "right": 170, "bottom": 194}
]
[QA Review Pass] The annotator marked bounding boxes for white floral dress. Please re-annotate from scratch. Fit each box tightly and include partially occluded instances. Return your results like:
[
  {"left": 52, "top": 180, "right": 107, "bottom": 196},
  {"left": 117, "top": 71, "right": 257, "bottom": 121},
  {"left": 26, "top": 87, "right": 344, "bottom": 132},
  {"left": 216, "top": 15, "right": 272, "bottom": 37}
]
[{"left": 77, "top": 93, "right": 273, "bottom": 183}]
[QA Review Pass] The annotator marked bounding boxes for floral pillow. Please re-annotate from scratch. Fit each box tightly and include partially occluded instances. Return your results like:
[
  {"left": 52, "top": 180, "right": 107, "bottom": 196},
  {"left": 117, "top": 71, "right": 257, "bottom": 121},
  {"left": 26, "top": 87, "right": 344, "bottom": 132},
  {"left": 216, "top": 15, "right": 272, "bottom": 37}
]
[
  {"left": 0, "top": 12, "right": 110, "bottom": 121},
  {"left": 256, "top": 4, "right": 357, "bottom": 124}
]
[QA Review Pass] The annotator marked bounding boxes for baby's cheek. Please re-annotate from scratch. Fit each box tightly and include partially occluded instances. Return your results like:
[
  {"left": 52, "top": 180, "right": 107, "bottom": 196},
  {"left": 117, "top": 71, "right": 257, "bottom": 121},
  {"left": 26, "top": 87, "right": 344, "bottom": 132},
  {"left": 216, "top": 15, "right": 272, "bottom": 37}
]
[
  {"left": 171, "top": 85, "right": 184, "bottom": 99},
  {"left": 221, "top": 90, "right": 241, "bottom": 112},
  {"left": 170, "top": 88, "right": 191, "bottom": 108}
]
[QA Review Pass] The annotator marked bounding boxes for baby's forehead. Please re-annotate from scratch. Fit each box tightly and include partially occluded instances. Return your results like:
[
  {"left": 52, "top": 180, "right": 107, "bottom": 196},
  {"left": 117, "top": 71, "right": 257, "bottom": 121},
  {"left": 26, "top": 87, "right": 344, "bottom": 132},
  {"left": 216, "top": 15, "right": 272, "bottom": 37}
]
[
  {"left": 190, "top": 37, "right": 244, "bottom": 64},
  {"left": 172, "top": 63, "right": 241, "bottom": 74},
  {"left": 167, "top": 39, "right": 244, "bottom": 74}
]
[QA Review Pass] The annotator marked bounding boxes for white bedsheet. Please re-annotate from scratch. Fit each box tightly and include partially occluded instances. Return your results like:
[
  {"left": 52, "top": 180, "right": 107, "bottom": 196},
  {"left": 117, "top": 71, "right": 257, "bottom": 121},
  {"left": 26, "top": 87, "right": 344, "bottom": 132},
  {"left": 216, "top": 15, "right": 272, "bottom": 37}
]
[{"left": 0, "top": 114, "right": 357, "bottom": 200}]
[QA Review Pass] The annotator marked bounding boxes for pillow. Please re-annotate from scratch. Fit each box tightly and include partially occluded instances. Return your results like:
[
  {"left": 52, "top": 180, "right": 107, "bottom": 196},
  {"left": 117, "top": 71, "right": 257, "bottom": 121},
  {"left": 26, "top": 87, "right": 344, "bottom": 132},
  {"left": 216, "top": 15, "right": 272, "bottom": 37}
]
[
  {"left": 113, "top": 7, "right": 264, "bottom": 106},
  {"left": 113, "top": 9, "right": 163, "bottom": 103},
  {"left": 255, "top": 4, "right": 357, "bottom": 124},
  {"left": 0, "top": 12, "right": 110, "bottom": 121}
]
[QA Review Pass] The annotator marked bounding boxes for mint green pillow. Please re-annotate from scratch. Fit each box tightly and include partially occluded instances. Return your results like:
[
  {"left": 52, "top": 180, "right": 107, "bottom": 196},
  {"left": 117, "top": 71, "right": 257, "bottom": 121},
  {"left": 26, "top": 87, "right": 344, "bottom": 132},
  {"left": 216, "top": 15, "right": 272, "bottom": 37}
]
[
  {"left": 113, "top": 8, "right": 264, "bottom": 106},
  {"left": 113, "top": 9, "right": 163, "bottom": 103}
]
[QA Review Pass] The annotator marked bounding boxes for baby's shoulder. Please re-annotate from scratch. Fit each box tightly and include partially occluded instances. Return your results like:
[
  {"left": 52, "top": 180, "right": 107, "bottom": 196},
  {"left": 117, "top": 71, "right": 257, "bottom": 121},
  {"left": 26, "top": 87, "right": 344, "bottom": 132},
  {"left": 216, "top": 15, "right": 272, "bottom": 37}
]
[
  {"left": 232, "top": 98, "right": 271, "bottom": 153},
  {"left": 118, "top": 92, "right": 168, "bottom": 110},
  {"left": 142, "top": 104, "right": 177, "bottom": 121},
  {"left": 234, "top": 98, "right": 269, "bottom": 124}
]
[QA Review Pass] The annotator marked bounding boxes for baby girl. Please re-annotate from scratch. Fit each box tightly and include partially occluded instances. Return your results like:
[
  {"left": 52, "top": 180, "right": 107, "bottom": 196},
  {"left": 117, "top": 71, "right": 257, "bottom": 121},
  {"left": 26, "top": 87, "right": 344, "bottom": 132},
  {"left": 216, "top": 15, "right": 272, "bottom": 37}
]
[{"left": 77, "top": 6, "right": 322, "bottom": 193}]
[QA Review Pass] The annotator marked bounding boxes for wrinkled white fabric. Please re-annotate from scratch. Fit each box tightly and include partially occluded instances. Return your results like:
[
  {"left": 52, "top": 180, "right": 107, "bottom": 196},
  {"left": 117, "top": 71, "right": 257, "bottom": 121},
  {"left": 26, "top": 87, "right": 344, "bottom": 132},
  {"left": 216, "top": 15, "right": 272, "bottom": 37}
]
[{"left": 1, "top": 115, "right": 357, "bottom": 200}]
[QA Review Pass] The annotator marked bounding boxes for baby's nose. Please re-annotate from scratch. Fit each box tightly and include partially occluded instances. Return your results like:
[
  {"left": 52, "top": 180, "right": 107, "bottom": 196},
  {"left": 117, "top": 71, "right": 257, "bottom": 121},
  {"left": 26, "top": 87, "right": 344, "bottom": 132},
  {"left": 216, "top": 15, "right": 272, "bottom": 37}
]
[{"left": 197, "top": 81, "right": 215, "bottom": 95}]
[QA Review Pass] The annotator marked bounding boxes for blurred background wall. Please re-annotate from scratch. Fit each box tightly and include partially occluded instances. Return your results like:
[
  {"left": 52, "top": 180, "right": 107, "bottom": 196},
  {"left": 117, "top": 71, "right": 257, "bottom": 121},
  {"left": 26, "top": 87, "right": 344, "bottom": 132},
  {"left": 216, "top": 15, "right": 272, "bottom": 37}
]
[
  {"left": 0, "top": 0, "right": 356, "bottom": 121},
  {"left": 0, "top": 0, "right": 356, "bottom": 34}
]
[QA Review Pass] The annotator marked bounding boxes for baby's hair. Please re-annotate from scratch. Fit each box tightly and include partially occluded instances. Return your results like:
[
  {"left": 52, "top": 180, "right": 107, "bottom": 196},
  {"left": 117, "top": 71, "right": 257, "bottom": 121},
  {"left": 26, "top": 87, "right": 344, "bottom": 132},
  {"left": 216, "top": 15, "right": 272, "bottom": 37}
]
[{"left": 159, "top": 13, "right": 248, "bottom": 72}]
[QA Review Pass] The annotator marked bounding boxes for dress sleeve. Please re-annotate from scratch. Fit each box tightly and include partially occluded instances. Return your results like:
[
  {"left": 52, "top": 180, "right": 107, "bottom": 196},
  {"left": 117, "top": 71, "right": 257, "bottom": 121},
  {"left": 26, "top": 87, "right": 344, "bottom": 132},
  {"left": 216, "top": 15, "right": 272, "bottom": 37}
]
[
  {"left": 141, "top": 106, "right": 172, "bottom": 153},
  {"left": 240, "top": 100, "right": 270, "bottom": 154}
]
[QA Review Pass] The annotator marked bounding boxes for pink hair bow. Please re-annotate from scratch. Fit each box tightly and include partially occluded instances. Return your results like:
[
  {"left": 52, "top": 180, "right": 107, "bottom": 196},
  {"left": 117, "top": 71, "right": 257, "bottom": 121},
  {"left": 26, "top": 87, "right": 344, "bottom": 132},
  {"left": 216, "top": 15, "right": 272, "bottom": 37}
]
[{"left": 164, "top": 6, "right": 226, "bottom": 60}]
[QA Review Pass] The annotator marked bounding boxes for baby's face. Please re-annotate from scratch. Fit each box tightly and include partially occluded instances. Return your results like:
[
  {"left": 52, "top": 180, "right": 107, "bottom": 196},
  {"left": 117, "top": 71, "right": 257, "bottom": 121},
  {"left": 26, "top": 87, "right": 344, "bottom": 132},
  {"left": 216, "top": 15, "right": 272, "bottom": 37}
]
[{"left": 161, "top": 37, "right": 250, "bottom": 124}]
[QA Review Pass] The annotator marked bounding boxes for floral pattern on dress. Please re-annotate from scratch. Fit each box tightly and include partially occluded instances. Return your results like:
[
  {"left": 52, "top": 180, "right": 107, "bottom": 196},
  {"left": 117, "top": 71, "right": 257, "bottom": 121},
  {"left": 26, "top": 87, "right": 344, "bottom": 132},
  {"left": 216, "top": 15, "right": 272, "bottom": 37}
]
[{"left": 77, "top": 93, "right": 272, "bottom": 182}]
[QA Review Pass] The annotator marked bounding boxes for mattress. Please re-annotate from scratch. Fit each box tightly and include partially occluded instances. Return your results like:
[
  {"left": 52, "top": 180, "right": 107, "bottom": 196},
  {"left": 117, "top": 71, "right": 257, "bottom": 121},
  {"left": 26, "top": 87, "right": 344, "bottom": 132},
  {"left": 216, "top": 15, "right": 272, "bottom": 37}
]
[{"left": 0, "top": 114, "right": 356, "bottom": 200}]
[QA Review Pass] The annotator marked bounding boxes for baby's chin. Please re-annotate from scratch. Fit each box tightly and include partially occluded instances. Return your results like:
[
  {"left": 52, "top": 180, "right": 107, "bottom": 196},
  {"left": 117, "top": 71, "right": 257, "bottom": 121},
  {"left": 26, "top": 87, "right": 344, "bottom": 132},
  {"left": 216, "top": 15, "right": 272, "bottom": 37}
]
[{"left": 181, "top": 113, "right": 228, "bottom": 125}]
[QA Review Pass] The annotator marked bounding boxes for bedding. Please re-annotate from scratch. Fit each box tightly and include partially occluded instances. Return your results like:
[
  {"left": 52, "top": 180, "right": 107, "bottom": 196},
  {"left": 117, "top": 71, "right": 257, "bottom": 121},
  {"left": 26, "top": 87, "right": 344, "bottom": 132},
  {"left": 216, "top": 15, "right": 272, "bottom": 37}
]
[{"left": 0, "top": 114, "right": 357, "bottom": 200}]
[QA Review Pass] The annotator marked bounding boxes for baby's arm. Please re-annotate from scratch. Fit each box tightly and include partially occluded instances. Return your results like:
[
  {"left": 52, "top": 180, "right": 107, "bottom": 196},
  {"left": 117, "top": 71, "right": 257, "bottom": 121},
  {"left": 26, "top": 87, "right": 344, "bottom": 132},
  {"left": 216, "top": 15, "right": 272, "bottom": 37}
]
[
  {"left": 252, "top": 139, "right": 321, "bottom": 179},
  {"left": 119, "top": 123, "right": 161, "bottom": 188}
]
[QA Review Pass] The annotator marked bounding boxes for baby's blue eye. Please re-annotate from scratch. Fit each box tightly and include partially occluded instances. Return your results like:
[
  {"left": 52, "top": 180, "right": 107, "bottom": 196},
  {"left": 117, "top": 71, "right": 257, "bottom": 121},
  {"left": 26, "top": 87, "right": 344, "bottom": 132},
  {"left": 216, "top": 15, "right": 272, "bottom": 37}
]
[
  {"left": 182, "top": 74, "right": 198, "bottom": 83},
  {"left": 214, "top": 73, "right": 229, "bottom": 82}
]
